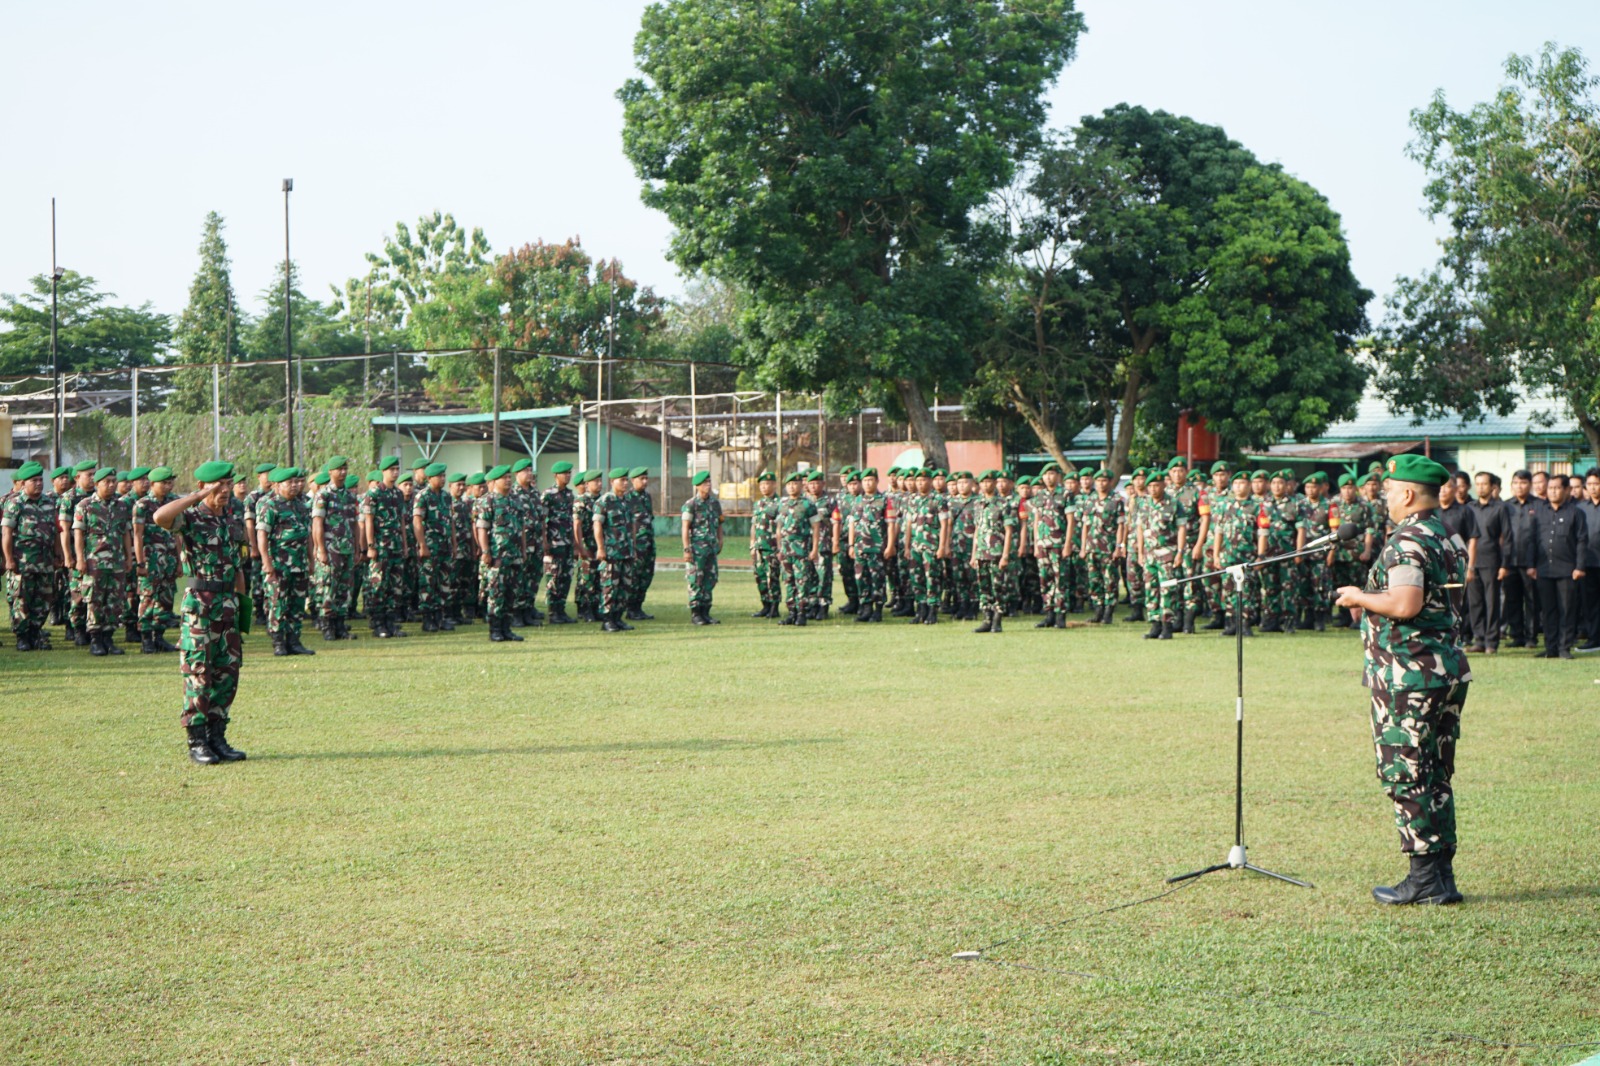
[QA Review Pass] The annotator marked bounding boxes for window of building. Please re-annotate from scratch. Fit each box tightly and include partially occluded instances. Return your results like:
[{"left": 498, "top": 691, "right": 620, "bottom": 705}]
[{"left": 1524, "top": 443, "right": 1579, "bottom": 477}]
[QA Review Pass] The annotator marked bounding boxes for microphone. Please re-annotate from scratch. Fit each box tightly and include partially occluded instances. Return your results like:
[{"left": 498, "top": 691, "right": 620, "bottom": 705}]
[{"left": 1306, "top": 524, "right": 1363, "bottom": 549}]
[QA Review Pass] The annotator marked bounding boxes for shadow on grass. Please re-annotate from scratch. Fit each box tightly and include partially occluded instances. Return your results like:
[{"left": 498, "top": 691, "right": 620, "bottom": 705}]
[
  {"left": 252, "top": 736, "right": 843, "bottom": 762},
  {"left": 1468, "top": 884, "right": 1600, "bottom": 903}
]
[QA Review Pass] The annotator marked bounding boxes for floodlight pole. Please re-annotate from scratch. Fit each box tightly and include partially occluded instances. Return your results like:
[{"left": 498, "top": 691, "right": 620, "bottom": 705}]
[
  {"left": 491, "top": 347, "right": 502, "bottom": 466},
  {"left": 50, "top": 198, "right": 62, "bottom": 467},
  {"left": 282, "top": 178, "right": 295, "bottom": 466}
]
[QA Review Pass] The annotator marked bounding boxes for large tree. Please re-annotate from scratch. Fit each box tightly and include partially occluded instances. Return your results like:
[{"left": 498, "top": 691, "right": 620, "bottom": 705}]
[
  {"left": 0, "top": 271, "right": 170, "bottom": 380},
  {"left": 995, "top": 106, "right": 1369, "bottom": 471},
  {"left": 169, "top": 212, "right": 246, "bottom": 413},
  {"left": 618, "top": 0, "right": 1085, "bottom": 470},
  {"left": 1375, "top": 44, "right": 1600, "bottom": 464},
  {"left": 343, "top": 211, "right": 493, "bottom": 326}
]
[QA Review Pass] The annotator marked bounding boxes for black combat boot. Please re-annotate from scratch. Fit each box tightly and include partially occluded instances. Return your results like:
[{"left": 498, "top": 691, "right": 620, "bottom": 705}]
[
  {"left": 323, "top": 619, "right": 338, "bottom": 641},
  {"left": 841, "top": 599, "right": 859, "bottom": 616},
  {"left": 15, "top": 631, "right": 34, "bottom": 652},
  {"left": 103, "top": 630, "right": 125, "bottom": 655},
  {"left": 1438, "top": 847, "right": 1463, "bottom": 903},
  {"left": 751, "top": 602, "right": 771, "bottom": 618},
  {"left": 991, "top": 608, "right": 1003, "bottom": 633},
  {"left": 187, "top": 723, "right": 222, "bottom": 765},
  {"left": 89, "top": 629, "right": 109, "bottom": 655},
  {"left": 438, "top": 610, "right": 456, "bottom": 632},
  {"left": 490, "top": 616, "right": 507, "bottom": 641},
  {"left": 272, "top": 632, "right": 289, "bottom": 656},
  {"left": 626, "top": 607, "right": 654, "bottom": 621},
  {"left": 856, "top": 604, "right": 873, "bottom": 622},
  {"left": 602, "top": 613, "right": 623, "bottom": 632},
  {"left": 1124, "top": 605, "right": 1145, "bottom": 623},
  {"left": 779, "top": 609, "right": 796, "bottom": 626},
  {"left": 911, "top": 604, "right": 925, "bottom": 624},
  {"left": 287, "top": 631, "right": 315, "bottom": 655},
  {"left": 704, "top": 610, "right": 720, "bottom": 625},
  {"left": 1259, "top": 616, "right": 1281, "bottom": 633},
  {"left": 1204, "top": 610, "right": 1226, "bottom": 630},
  {"left": 1372, "top": 852, "right": 1456, "bottom": 905},
  {"left": 1090, "top": 606, "right": 1104, "bottom": 624},
  {"left": 973, "top": 609, "right": 993, "bottom": 633},
  {"left": 795, "top": 606, "right": 807, "bottom": 626},
  {"left": 1054, "top": 613, "right": 1067, "bottom": 629},
  {"left": 1143, "top": 620, "right": 1162, "bottom": 640},
  {"left": 1182, "top": 609, "right": 1196, "bottom": 635},
  {"left": 125, "top": 623, "right": 140, "bottom": 645},
  {"left": 691, "top": 610, "right": 709, "bottom": 625},
  {"left": 1241, "top": 617, "right": 1255, "bottom": 638},
  {"left": 817, "top": 604, "right": 829, "bottom": 621},
  {"left": 548, "top": 606, "right": 572, "bottom": 624},
  {"left": 141, "top": 633, "right": 158, "bottom": 654},
  {"left": 1313, "top": 611, "right": 1326, "bottom": 632},
  {"left": 1100, "top": 609, "right": 1114, "bottom": 626},
  {"left": 871, "top": 605, "right": 883, "bottom": 622},
  {"left": 422, "top": 610, "right": 439, "bottom": 633},
  {"left": 370, "top": 614, "right": 384, "bottom": 637},
  {"left": 502, "top": 617, "right": 524, "bottom": 641},
  {"left": 73, "top": 624, "right": 91, "bottom": 646},
  {"left": 924, "top": 606, "right": 937, "bottom": 625},
  {"left": 1158, "top": 620, "right": 1173, "bottom": 640},
  {"left": 388, "top": 613, "right": 408, "bottom": 637},
  {"left": 1223, "top": 618, "right": 1237, "bottom": 637},
  {"left": 1035, "top": 612, "right": 1056, "bottom": 629},
  {"left": 529, "top": 607, "right": 545, "bottom": 623},
  {"left": 209, "top": 719, "right": 247, "bottom": 762}
]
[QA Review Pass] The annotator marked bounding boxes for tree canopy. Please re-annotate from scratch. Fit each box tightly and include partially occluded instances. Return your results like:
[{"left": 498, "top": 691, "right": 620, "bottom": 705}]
[{"left": 0, "top": 271, "right": 170, "bottom": 379}]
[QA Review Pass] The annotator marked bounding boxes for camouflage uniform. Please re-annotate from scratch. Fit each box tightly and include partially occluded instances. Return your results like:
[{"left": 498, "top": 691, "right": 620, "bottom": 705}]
[
  {"left": 1138, "top": 494, "right": 1184, "bottom": 625},
  {"left": 58, "top": 484, "right": 92, "bottom": 635},
  {"left": 1170, "top": 478, "right": 1206, "bottom": 618},
  {"left": 1122, "top": 490, "right": 1146, "bottom": 614},
  {"left": 902, "top": 492, "right": 948, "bottom": 609},
  {"left": 573, "top": 488, "right": 600, "bottom": 620},
  {"left": 1079, "top": 493, "right": 1125, "bottom": 615},
  {"left": 998, "top": 490, "right": 1024, "bottom": 614},
  {"left": 312, "top": 483, "right": 359, "bottom": 631},
  {"left": 1330, "top": 495, "right": 1373, "bottom": 615},
  {"left": 1029, "top": 486, "right": 1070, "bottom": 616},
  {"left": 120, "top": 486, "right": 142, "bottom": 635},
  {"left": 594, "top": 489, "right": 635, "bottom": 620},
  {"left": 451, "top": 489, "right": 478, "bottom": 620},
  {"left": 836, "top": 488, "right": 860, "bottom": 609},
  {"left": 514, "top": 484, "right": 545, "bottom": 619},
  {"left": 413, "top": 484, "right": 456, "bottom": 619},
  {"left": 243, "top": 484, "right": 271, "bottom": 610},
  {"left": 805, "top": 488, "right": 835, "bottom": 609},
  {"left": 361, "top": 482, "right": 408, "bottom": 630},
  {"left": 1297, "top": 494, "right": 1333, "bottom": 623},
  {"left": 134, "top": 493, "right": 180, "bottom": 638},
  {"left": 542, "top": 483, "right": 576, "bottom": 614},
  {"left": 750, "top": 491, "right": 782, "bottom": 611},
  {"left": 74, "top": 492, "right": 130, "bottom": 636},
  {"left": 479, "top": 491, "right": 526, "bottom": 624},
  {"left": 628, "top": 488, "right": 657, "bottom": 614},
  {"left": 850, "top": 491, "right": 893, "bottom": 610},
  {"left": 257, "top": 491, "right": 312, "bottom": 645},
  {"left": 1211, "top": 493, "right": 1260, "bottom": 624},
  {"left": 1362, "top": 510, "right": 1471, "bottom": 855},
  {"left": 776, "top": 494, "right": 821, "bottom": 614},
  {"left": 170, "top": 499, "right": 246, "bottom": 729},
  {"left": 681, "top": 493, "right": 722, "bottom": 613},
  {"left": 971, "top": 492, "right": 1016, "bottom": 615},
  {"left": 1257, "top": 493, "right": 1303, "bottom": 628},
  {"left": 946, "top": 492, "right": 977, "bottom": 617},
  {"left": 3, "top": 489, "right": 59, "bottom": 644}
]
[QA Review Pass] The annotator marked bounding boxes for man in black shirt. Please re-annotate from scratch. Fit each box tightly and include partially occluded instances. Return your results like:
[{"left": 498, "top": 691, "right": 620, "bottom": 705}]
[
  {"left": 1467, "top": 472, "right": 1513, "bottom": 654},
  {"left": 1524, "top": 475, "right": 1588, "bottom": 658},
  {"left": 1503, "top": 470, "right": 1543, "bottom": 648},
  {"left": 1577, "top": 471, "right": 1600, "bottom": 653}
]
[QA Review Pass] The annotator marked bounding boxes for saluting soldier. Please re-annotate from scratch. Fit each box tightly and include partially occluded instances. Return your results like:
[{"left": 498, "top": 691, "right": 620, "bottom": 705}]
[
  {"left": 776, "top": 472, "right": 822, "bottom": 626},
  {"left": 478, "top": 464, "right": 526, "bottom": 643},
  {"left": 1336, "top": 454, "right": 1469, "bottom": 905},
  {"left": 749, "top": 470, "right": 782, "bottom": 617},
  {"left": 74, "top": 467, "right": 133, "bottom": 656},
  {"left": 153, "top": 461, "right": 249, "bottom": 765},
  {"left": 132, "top": 466, "right": 182, "bottom": 653},
  {"left": 3, "top": 461, "right": 59, "bottom": 651},
  {"left": 542, "top": 461, "right": 577, "bottom": 623},
  {"left": 681, "top": 470, "right": 723, "bottom": 625},
  {"left": 594, "top": 468, "right": 637, "bottom": 632}
]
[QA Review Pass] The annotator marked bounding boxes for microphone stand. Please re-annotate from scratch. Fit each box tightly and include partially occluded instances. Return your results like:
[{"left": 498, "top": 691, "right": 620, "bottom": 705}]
[{"left": 1157, "top": 534, "right": 1343, "bottom": 889}]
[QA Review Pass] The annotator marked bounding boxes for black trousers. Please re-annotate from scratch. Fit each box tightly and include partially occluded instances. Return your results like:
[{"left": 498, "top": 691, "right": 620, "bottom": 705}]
[
  {"left": 1466, "top": 567, "right": 1502, "bottom": 649},
  {"left": 1503, "top": 569, "right": 1541, "bottom": 644},
  {"left": 1537, "top": 576, "right": 1577, "bottom": 655},
  {"left": 1577, "top": 570, "right": 1600, "bottom": 646}
]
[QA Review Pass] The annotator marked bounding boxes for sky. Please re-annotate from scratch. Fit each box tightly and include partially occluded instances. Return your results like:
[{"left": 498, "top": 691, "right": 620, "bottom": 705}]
[{"left": 2, "top": 0, "right": 1597, "bottom": 329}]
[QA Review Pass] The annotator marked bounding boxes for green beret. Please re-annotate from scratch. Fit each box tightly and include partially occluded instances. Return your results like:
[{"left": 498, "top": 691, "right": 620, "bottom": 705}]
[
  {"left": 324, "top": 455, "right": 350, "bottom": 470},
  {"left": 1277, "top": 468, "right": 1295, "bottom": 480},
  {"left": 551, "top": 461, "right": 574, "bottom": 474},
  {"left": 840, "top": 465, "right": 855, "bottom": 475},
  {"left": 364, "top": 470, "right": 380, "bottom": 484},
  {"left": 784, "top": 472, "right": 804, "bottom": 484},
  {"left": 413, "top": 458, "right": 429, "bottom": 470},
  {"left": 930, "top": 468, "right": 947, "bottom": 479},
  {"left": 1130, "top": 467, "right": 1145, "bottom": 479},
  {"left": 979, "top": 469, "right": 996, "bottom": 481},
  {"left": 1368, "top": 461, "right": 1385, "bottom": 473},
  {"left": 1231, "top": 470, "right": 1249, "bottom": 483},
  {"left": 49, "top": 465, "right": 71, "bottom": 480},
  {"left": 268, "top": 466, "right": 298, "bottom": 484},
  {"left": 379, "top": 456, "right": 400, "bottom": 471},
  {"left": 448, "top": 472, "right": 466, "bottom": 484},
  {"left": 425, "top": 462, "right": 447, "bottom": 478},
  {"left": 1040, "top": 462, "right": 1061, "bottom": 474},
  {"left": 1337, "top": 473, "right": 1355, "bottom": 487},
  {"left": 692, "top": 471, "right": 711, "bottom": 486},
  {"left": 15, "top": 461, "right": 44, "bottom": 480},
  {"left": 845, "top": 469, "right": 861, "bottom": 482},
  {"left": 510, "top": 458, "right": 532, "bottom": 474},
  {"left": 312, "top": 471, "right": 330, "bottom": 486},
  {"left": 465, "top": 472, "right": 485, "bottom": 486},
  {"left": 1210, "top": 461, "right": 1231, "bottom": 475},
  {"left": 73, "top": 459, "right": 97, "bottom": 474},
  {"left": 756, "top": 470, "right": 776, "bottom": 482},
  {"left": 1306, "top": 472, "right": 1328, "bottom": 484},
  {"left": 1077, "top": 466, "right": 1095, "bottom": 478},
  {"left": 859, "top": 467, "right": 878, "bottom": 478},
  {"left": 807, "top": 470, "right": 824, "bottom": 481},
  {"left": 486, "top": 464, "right": 512, "bottom": 481},
  {"left": 253, "top": 462, "right": 277, "bottom": 475},
  {"left": 93, "top": 466, "right": 117, "bottom": 483},
  {"left": 114, "top": 472, "right": 130, "bottom": 483},
  {"left": 1251, "top": 469, "right": 1269, "bottom": 480},
  {"left": 1094, "top": 468, "right": 1112, "bottom": 479},
  {"left": 148, "top": 465, "right": 174, "bottom": 482},
  {"left": 629, "top": 466, "right": 648, "bottom": 479},
  {"left": 954, "top": 470, "right": 971, "bottom": 480},
  {"left": 607, "top": 467, "right": 629, "bottom": 480},
  {"left": 1385, "top": 454, "right": 1450, "bottom": 486},
  {"left": 193, "top": 460, "right": 234, "bottom": 483},
  {"left": 127, "top": 466, "right": 150, "bottom": 481},
  {"left": 1356, "top": 472, "right": 1374, "bottom": 487},
  {"left": 1168, "top": 456, "right": 1189, "bottom": 469},
  {"left": 886, "top": 466, "right": 901, "bottom": 476}
]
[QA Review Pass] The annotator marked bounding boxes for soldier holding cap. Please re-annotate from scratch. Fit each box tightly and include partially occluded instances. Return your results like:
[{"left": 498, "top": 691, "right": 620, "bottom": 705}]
[{"left": 1336, "top": 453, "right": 1470, "bottom": 905}]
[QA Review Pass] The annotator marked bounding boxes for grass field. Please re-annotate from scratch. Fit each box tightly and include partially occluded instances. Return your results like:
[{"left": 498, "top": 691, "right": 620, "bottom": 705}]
[{"left": 3, "top": 569, "right": 1598, "bottom": 1065}]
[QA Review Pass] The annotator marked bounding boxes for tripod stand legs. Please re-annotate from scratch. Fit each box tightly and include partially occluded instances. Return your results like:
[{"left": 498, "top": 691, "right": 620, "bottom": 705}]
[{"left": 1168, "top": 846, "right": 1314, "bottom": 888}]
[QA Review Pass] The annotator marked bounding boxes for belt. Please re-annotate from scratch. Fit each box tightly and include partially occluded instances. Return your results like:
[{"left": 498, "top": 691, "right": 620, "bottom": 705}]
[{"left": 189, "top": 579, "right": 236, "bottom": 593}]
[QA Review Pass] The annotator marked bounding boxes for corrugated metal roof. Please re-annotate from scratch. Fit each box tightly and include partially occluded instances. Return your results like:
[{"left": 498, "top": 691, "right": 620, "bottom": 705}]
[{"left": 1308, "top": 388, "right": 1578, "bottom": 442}]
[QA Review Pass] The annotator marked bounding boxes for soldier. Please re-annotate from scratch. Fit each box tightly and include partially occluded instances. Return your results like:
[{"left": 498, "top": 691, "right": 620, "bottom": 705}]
[
  {"left": 58, "top": 459, "right": 97, "bottom": 646},
  {"left": 803, "top": 470, "right": 834, "bottom": 619},
  {"left": 681, "top": 470, "right": 723, "bottom": 624},
  {"left": 361, "top": 456, "right": 409, "bottom": 638},
  {"left": 477, "top": 464, "right": 526, "bottom": 643},
  {"left": 886, "top": 468, "right": 913, "bottom": 616},
  {"left": 1197, "top": 461, "right": 1233, "bottom": 629},
  {"left": 311, "top": 457, "right": 360, "bottom": 641},
  {"left": 1028, "top": 464, "right": 1071, "bottom": 629},
  {"left": 152, "top": 462, "right": 249, "bottom": 765},
  {"left": 995, "top": 470, "right": 1025, "bottom": 616},
  {"left": 573, "top": 471, "right": 602, "bottom": 623},
  {"left": 901, "top": 468, "right": 951, "bottom": 624},
  {"left": 1167, "top": 458, "right": 1207, "bottom": 633},
  {"left": 73, "top": 467, "right": 133, "bottom": 656},
  {"left": 256, "top": 466, "right": 315, "bottom": 656},
  {"left": 848, "top": 467, "right": 893, "bottom": 622},
  {"left": 1334, "top": 454, "right": 1468, "bottom": 905},
  {"left": 835, "top": 467, "right": 861, "bottom": 615},
  {"left": 510, "top": 459, "right": 545, "bottom": 626},
  {"left": 120, "top": 467, "right": 150, "bottom": 643},
  {"left": 1121, "top": 468, "right": 1148, "bottom": 622},
  {"left": 1329, "top": 474, "right": 1376, "bottom": 629},
  {"left": 969, "top": 469, "right": 1015, "bottom": 633},
  {"left": 412, "top": 461, "right": 457, "bottom": 633},
  {"left": 749, "top": 470, "right": 782, "bottom": 617},
  {"left": 132, "top": 465, "right": 181, "bottom": 653},
  {"left": 945, "top": 471, "right": 978, "bottom": 620},
  {"left": 776, "top": 471, "right": 822, "bottom": 626},
  {"left": 626, "top": 467, "right": 656, "bottom": 621},
  {"left": 1077, "top": 468, "right": 1126, "bottom": 625},
  {"left": 3, "top": 461, "right": 59, "bottom": 651},
  {"left": 1255, "top": 469, "right": 1305, "bottom": 633},
  {"left": 45, "top": 464, "right": 72, "bottom": 627},
  {"left": 1297, "top": 472, "right": 1333, "bottom": 631},
  {"left": 445, "top": 472, "right": 475, "bottom": 625},
  {"left": 1210, "top": 471, "right": 1260, "bottom": 637},
  {"left": 542, "top": 461, "right": 577, "bottom": 623},
  {"left": 243, "top": 462, "right": 276, "bottom": 616},
  {"left": 1137, "top": 473, "right": 1187, "bottom": 640},
  {"left": 594, "top": 468, "right": 637, "bottom": 632}
]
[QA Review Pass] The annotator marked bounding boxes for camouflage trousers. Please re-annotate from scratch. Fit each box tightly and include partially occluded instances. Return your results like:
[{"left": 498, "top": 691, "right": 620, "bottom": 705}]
[
  {"left": 1296, "top": 557, "right": 1332, "bottom": 616},
  {"left": 1177, "top": 539, "right": 1206, "bottom": 615},
  {"left": 544, "top": 546, "right": 574, "bottom": 610},
  {"left": 892, "top": 553, "right": 912, "bottom": 606},
  {"left": 948, "top": 546, "right": 977, "bottom": 608},
  {"left": 753, "top": 549, "right": 781, "bottom": 606},
  {"left": 839, "top": 547, "right": 858, "bottom": 604},
  {"left": 1218, "top": 553, "right": 1259, "bottom": 622},
  {"left": 516, "top": 552, "right": 541, "bottom": 616},
  {"left": 1371, "top": 682, "right": 1467, "bottom": 855},
  {"left": 316, "top": 551, "right": 354, "bottom": 626},
  {"left": 123, "top": 558, "right": 141, "bottom": 628},
  {"left": 83, "top": 567, "right": 128, "bottom": 632},
  {"left": 1068, "top": 556, "right": 1088, "bottom": 609},
  {"left": 367, "top": 555, "right": 404, "bottom": 620},
  {"left": 629, "top": 542, "right": 656, "bottom": 610},
  {"left": 484, "top": 561, "right": 520, "bottom": 619},
  {"left": 67, "top": 567, "right": 88, "bottom": 631},
  {"left": 1036, "top": 550, "right": 1067, "bottom": 613},
  {"left": 453, "top": 555, "right": 477, "bottom": 616},
  {"left": 7, "top": 570, "right": 53, "bottom": 634},
  {"left": 975, "top": 558, "right": 1008, "bottom": 612},
  {"left": 808, "top": 551, "right": 834, "bottom": 607},
  {"left": 1257, "top": 552, "right": 1296, "bottom": 622},
  {"left": 51, "top": 567, "right": 69, "bottom": 623},
  {"left": 908, "top": 549, "right": 942, "bottom": 608},
  {"left": 599, "top": 555, "right": 632, "bottom": 617},
  {"left": 265, "top": 569, "right": 309, "bottom": 640},
  {"left": 1124, "top": 555, "right": 1144, "bottom": 608},
  {"left": 418, "top": 551, "right": 452, "bottom": 611},
  {"left": 1084, "top": 552, "right": 1120, "bottom": 612},
  {"left": 1142, "top": 554, "right": 1179, "bottom": 623},
  {"left": 247, "top": 556, "right": 265, "bottom": 614},
  {"left": 179, "top": 589, "right": 241, "bottom": 727},
  {"left": 138, "top": 553, "right": 180, "bottom": 633},
  {"left": 779, "top": 552, "right": 811, "bottom": 609},
  {"left": 1001, "top": 554, "right": 1022, "bottom": 613},
  {"left": 853, "top": 551, "right": 886, "bottom": 606},
  {"left": 576, "top": 555, "right": 600, "bottom": 617},
  {"left": 686, "top": 550, "right": 718, "bottom": 610}
]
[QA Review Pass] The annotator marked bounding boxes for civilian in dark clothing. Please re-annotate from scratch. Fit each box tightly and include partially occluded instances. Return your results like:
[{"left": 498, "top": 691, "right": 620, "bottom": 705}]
[
  {"left": 1576, "top": 471, "right": 1600, "bottom": 653},
  {"left": 1467, "top": 472, "right": 1513, "bottom": 653},
  {"left": 1523, "top": 476, "right": 1588, "bottom": 658},
  {"left": 1503, "top": 470, "right": 1543, "bottom": 647}
]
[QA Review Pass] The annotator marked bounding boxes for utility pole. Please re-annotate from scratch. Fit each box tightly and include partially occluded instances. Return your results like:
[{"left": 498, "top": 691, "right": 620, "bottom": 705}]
[
  {"left": 282, "top": 178, "right": 295, "bottom": 465},
  {"left": 50, "top": 198, "right": 63, "bottom": 467}
]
